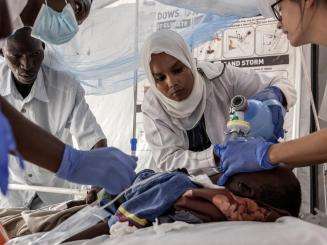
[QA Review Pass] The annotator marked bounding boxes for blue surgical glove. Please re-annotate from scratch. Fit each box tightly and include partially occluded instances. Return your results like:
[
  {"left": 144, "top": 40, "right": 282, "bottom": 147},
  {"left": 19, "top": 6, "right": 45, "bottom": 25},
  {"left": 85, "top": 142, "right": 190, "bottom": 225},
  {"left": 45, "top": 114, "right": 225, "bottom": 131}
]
[
  {"left": 214, "top": 137, "right": 277, "bottom": 186},
  {"left": 0, "top": 111, "right": 24, "bottom": 195},
  {"left": 250, "top": 86, "right": 286, "bottom": 141},
  {"left": 57, "top": 145, "right": 137, "bottom": 195}
]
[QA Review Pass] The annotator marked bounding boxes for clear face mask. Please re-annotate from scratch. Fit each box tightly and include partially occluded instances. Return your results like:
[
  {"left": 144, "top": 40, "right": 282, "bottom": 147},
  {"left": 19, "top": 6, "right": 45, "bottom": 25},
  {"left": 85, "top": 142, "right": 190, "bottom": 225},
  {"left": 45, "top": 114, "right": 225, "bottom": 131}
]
[{"left": 31, "top": 0, "right": 79, "bottom": 45}]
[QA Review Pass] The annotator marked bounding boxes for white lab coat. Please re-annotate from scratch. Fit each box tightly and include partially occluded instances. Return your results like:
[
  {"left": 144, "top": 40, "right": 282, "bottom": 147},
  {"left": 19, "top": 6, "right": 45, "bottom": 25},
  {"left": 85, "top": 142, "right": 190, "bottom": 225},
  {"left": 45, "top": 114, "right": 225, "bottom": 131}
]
[
  {"left": 142, "top": 62, "right": 297, "bottom": 175},
  {"left": 0, "top": 63, "right": 106, "bottom": 208}
]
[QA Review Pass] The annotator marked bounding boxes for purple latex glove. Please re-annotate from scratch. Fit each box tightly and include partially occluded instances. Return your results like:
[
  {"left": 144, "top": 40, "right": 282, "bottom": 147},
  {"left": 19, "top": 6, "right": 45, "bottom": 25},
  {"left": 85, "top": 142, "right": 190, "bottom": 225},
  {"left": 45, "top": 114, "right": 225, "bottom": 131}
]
[
  {"left": 250, "top": 86, "right": 286, "bottom": 142},
  {"left": 57, "top": 145, "right": 137, "bottom": 195},
  {"left": 214, "top": 137, "right": 277, "bottom": 186}
]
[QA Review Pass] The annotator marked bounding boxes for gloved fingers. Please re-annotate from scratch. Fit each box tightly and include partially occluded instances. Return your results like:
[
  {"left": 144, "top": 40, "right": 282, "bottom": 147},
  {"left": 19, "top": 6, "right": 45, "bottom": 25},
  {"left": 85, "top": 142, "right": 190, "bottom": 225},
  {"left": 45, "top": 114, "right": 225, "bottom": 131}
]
[
  {"left": 267, "top": 136, "right": 279, "bottom": 144},
  {"left": 219, "top": 160, "right": 229, "bottom": 173},
  {"left": 275, "top": 108, "right": 285, "bottom": 139},
  {"left": 111, "top": 148, "right": 137, "bottom": 170},
  {"left": 11, "top": 150, "right": 25, "bottom": 170},
  {"left": 266, "top": 106, "right": 284, "bottom": 141},
  {"left": 270, "top": 106, "right": 284, "bottom": 133},
  {"left": 106, "top": 147, "right": 137, "bottom": 171},
  {"left": 0, "top": 118, "right": 12, "bottom": 195},
  {"left": 218, "top": 168, "right": 234, "bottom": 186},
  {"left": 218, "top": 146, "right": 239, "bottom": 173},
  {"left": 0, "top": 149, "right": 9, "bottom": 195},
  {"left": 213, "top": 144, "right": 225, "bottom": 158},
  {"left": 18, "top": 154, "right": 25, "bottom": 170},
  {"left": 218, "top": 164, "right": 225, "bottom": 173}
]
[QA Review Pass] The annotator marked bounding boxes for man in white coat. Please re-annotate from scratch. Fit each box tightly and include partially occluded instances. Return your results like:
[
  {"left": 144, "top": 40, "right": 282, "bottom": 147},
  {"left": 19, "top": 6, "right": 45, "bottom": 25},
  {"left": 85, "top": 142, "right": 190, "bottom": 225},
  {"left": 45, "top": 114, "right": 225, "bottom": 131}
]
[{"left": 0, "top": 27, "right": 107, "bottom": 209}]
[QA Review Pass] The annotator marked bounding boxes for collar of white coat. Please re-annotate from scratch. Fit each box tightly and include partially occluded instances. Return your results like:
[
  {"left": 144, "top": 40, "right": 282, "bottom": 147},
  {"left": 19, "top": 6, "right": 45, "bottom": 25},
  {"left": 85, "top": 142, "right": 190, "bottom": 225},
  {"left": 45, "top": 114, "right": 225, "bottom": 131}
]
[
  {"left": 0, "top": 63, "right": 49, "bottom": 103},
  {"left": 196, "top": 61, "right": 225, "bottom": 80}
]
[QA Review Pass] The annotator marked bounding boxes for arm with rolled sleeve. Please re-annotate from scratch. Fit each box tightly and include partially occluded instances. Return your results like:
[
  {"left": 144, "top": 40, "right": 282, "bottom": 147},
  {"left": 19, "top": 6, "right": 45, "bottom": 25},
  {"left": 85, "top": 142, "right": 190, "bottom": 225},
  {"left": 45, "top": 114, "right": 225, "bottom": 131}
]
[
  {"left": 143, "top": 114, "right": 216, "bottom": 174},
  {"left": 222, "top": 64, "right": 297, "bottom": 110},
  {"left": 67, "top": 85, "right": 107, "bottom": 151}
]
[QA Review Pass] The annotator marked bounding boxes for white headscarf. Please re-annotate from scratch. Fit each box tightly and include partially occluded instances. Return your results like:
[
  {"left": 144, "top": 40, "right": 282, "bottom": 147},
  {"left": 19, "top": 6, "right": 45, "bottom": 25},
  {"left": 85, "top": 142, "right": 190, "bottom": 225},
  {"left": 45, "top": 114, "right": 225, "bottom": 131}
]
[{"left": 141, "top": 30, "right": 207, "bottom": 130}]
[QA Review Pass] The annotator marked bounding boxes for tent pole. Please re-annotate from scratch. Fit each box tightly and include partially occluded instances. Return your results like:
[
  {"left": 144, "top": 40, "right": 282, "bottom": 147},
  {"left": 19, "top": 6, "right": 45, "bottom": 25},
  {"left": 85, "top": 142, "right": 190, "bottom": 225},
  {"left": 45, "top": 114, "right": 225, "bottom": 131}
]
[
  {"left": 310, "top": 44, "right": 319, "bottom": 214},
  {"left": 131, "top": 0, "right": 139, "bottom": 156}
]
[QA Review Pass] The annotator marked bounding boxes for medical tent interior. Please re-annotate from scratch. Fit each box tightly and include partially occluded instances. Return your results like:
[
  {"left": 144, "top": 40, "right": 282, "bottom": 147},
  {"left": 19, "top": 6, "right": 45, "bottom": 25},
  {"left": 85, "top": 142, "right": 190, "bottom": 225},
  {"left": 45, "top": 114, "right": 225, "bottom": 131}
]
[{"left": 2, "top": 0, "right": 327, "bottom": 244}]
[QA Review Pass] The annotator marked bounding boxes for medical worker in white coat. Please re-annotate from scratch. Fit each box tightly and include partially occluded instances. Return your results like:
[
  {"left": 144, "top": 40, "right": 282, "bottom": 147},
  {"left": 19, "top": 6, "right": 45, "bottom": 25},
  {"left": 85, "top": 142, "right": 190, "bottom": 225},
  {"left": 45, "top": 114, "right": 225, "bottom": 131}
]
[
  {"left": 0, "top": 27, "right": 107, "bottom": 208},
  {"left": 0, "top": 0, "right": 137, "bottom": 199},
  {"left": 217, "top": 0, "right": 327, "bottom": 186},
  {"left": 141, "top": 30, "right": 297, "bottom": 176}
]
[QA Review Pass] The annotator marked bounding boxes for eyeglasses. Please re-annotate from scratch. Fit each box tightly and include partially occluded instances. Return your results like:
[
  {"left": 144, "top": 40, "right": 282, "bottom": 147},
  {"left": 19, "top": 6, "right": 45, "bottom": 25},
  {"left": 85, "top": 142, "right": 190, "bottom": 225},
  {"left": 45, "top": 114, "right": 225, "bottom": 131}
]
[{"left": 271, "top": 0, "right": 283, "bottom": 21}]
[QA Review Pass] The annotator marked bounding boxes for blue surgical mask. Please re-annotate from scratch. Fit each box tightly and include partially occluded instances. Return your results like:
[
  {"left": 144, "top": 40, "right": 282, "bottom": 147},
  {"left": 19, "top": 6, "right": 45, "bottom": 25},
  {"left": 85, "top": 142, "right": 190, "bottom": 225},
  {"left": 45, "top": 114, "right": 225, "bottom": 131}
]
[{"left": 31, "top": 0, "right": 79, "bottom": 45}]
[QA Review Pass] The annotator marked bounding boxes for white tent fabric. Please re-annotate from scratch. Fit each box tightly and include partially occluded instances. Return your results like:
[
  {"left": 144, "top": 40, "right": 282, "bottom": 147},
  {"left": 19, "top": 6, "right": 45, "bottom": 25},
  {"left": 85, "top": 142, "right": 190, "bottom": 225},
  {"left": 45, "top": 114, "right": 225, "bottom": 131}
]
[
  {"left": 42, "top": 0, "right": 254, "bottom": 95},
  {"left": 156, "top": 0, "right": 258, "bottom": 16},
  {"left": 89, "top": 0, "right": 275, "bottom": 17},
  {"left": 43, "top": 3, "right": 140, "bottom": 95}
]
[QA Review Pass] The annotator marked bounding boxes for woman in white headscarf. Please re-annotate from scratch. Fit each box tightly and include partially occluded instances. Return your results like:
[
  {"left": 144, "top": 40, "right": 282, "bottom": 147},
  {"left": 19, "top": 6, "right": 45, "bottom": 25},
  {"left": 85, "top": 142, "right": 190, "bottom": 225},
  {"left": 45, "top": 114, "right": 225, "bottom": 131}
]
[{"left": 141, "top": 30, "right": 297, "bottom": 176}]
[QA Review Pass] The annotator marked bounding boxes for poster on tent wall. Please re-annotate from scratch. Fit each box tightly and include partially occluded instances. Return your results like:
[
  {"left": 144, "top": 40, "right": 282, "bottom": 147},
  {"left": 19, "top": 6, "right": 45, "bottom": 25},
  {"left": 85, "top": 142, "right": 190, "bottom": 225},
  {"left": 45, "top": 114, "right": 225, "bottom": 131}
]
[
  {"left": 194, "top": 17, "right": 291, "bottom": 80},
  {"left": 155, "top": 3, "right": 201, "bottom": 31},
  {"left": 135, "top": 14, "right": 301, "bottom": 171}
]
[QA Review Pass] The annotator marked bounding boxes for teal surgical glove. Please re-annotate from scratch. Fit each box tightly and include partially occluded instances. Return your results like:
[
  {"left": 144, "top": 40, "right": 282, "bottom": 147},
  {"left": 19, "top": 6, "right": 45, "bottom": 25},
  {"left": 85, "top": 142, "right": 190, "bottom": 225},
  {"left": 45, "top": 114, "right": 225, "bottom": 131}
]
[
  {"left": 214, "top": 137, "right": 276, "bottom": 186},
  {"left": 57, "top": 145, "right": 137, "bottom": 195},
  {"left": 0, "top": 110, "right": 24, "bottom": 195}
]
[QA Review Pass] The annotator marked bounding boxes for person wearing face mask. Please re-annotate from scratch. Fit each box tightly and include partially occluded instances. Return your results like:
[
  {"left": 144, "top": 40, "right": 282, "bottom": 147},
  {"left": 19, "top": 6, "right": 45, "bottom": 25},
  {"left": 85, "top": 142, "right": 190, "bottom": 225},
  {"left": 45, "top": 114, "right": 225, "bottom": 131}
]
[
  {"left": 4, "top": 0, "right": 92, "bottom": 46},
  {"left": 0, "top": 0, "right": 137, "bottom": 199},
  {"left": 20, "top": 0, "right": 92, "bottom": 26},
  {"left": 216, "top": 0, "right": 327, "bottom": 186},
  {"left": 141, "top": 30, "right": 297, "bottom": 176}
]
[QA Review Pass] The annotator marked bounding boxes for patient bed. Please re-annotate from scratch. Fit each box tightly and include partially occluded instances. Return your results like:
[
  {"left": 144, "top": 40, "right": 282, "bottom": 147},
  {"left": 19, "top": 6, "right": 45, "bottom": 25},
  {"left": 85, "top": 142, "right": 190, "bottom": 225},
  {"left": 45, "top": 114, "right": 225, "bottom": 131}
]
[
  {"left": 7, "top": 216, "right": 327, "bottom": 245},
  {"left": 65, "top": 217, "right": 327, "bottom": 245}
]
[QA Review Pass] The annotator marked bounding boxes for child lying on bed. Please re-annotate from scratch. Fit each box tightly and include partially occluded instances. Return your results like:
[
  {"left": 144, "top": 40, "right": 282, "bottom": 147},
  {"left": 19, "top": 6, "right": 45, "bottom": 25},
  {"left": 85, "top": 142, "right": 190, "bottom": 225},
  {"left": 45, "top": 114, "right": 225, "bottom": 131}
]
[
  {"left": 174, "top": 167, "right": 301, "bottom": 223},
  {"left": 0, "top": 167, "right": 301, "bottom": 242},
  {"left": 110, "top": 167, "right": 300, "bottom": 228}
]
